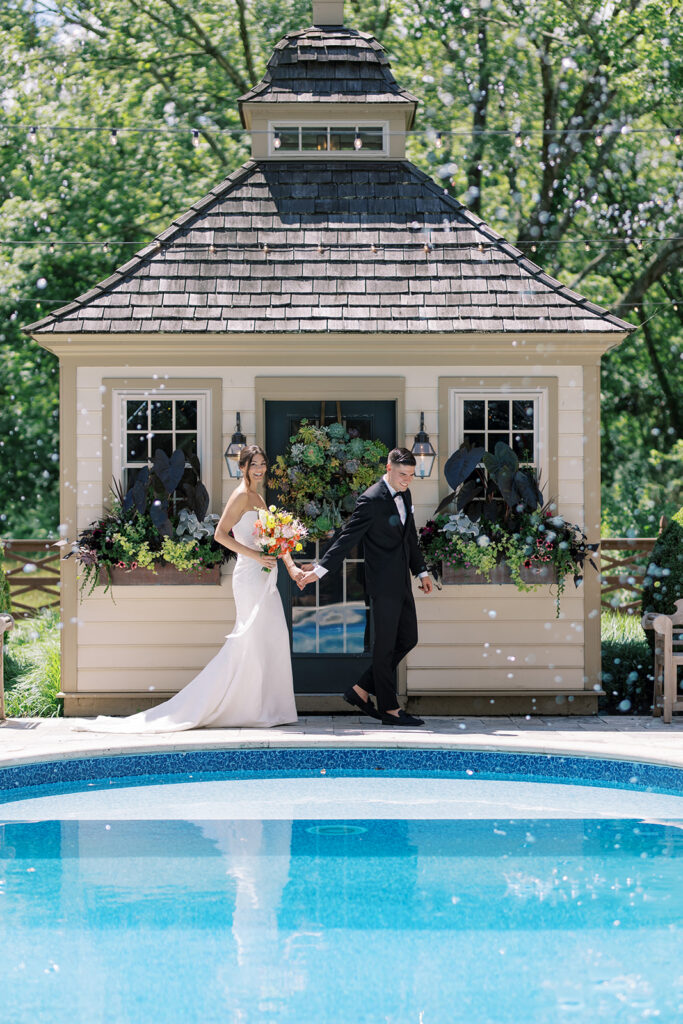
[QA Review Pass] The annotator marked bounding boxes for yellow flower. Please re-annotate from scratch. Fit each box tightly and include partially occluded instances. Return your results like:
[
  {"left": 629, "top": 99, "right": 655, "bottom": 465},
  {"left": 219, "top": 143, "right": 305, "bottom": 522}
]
[
  {"left": 269, "top": 504, "right": 276, "bottom": 512},
  {"left": 295, "top": 543, "right": 303, "bottom": 552}
]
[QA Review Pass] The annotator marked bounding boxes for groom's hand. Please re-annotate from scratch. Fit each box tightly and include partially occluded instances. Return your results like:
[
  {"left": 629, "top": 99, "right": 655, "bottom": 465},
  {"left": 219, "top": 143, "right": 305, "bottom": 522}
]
[
  {"left": 418, "top": 576, "right": 433, "bottom": 594},
  {"left": 299, "top": 570, "right": 319, "bottom": 589}
]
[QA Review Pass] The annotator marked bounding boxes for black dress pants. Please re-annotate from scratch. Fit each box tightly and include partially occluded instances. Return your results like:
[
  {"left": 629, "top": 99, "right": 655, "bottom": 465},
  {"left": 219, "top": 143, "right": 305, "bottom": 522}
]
[{"left": 355, "top": 588, "right": 418, "bottom": 713}]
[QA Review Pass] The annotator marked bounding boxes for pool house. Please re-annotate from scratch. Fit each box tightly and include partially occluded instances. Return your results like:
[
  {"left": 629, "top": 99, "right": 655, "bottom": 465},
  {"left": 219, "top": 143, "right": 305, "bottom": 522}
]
[{"left": 24, "top": 0, "right": 632, "bottom": 717}]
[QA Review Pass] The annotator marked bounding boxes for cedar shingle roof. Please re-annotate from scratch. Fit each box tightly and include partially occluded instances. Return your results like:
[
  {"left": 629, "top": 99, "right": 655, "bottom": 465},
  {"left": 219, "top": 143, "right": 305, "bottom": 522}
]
[
  {"left": 24, "top": 160, "right": 632, "bottom": 335},
  {"left": 238, "top": 26, "right": 418, "bottom": 114}
]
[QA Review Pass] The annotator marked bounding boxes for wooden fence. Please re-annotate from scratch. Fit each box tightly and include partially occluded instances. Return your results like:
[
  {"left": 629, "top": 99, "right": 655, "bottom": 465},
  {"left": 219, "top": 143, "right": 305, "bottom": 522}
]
[
  {"left": 0, "top": 535, "right": 661, "bottom": 617},
  {"left": 599, "top": 538, "right": 657, "bottom": 614},
  {"left": 1, "top": 539, "right": 61, "bottom": 618}
]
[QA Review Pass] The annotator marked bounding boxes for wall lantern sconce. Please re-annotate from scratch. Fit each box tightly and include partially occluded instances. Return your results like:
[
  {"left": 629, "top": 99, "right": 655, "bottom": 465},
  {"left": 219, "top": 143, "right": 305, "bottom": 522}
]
[
  {"left": 410, "top": 412, "right": 436, "bottom": 479},
  {"left": 224, "top": 413, "right": 247, "bottom": 478}
]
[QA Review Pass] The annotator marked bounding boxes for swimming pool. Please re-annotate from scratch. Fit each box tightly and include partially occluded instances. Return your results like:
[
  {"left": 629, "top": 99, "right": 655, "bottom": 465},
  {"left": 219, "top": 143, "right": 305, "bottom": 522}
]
[{"left": 2, "top": 749, "right": 682, "bottom": 1023}]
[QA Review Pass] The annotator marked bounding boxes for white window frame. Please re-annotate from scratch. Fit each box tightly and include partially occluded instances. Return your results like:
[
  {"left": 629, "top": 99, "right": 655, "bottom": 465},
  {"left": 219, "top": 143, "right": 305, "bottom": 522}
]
[
  {"left": 449, "top": 386, "right": 550, "bottom": 488},
  {"left": 111, "top": 386, "right": 213, "bottom": 499},
  {"left": 268, "top": 120, "right": 388, "bottom": 156}
]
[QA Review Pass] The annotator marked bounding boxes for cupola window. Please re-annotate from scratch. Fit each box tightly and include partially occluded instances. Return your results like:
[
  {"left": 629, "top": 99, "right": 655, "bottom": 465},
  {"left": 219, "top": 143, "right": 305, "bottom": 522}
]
[{"left": 271, "top": 123, "right": 385, "bottom": 155}]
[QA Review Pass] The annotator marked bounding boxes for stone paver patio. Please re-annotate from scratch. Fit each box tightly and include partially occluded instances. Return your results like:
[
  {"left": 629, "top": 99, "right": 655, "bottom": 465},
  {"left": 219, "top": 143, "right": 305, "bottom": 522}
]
[{"left": 1, "top": 715, "right": 683, "bottom": 771}]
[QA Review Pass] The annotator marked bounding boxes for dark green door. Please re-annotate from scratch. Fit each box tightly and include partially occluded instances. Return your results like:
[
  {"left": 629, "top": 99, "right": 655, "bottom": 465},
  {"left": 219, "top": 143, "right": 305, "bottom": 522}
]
[{"left": 265, "top": 399, "right": 396, "bottom": 694}]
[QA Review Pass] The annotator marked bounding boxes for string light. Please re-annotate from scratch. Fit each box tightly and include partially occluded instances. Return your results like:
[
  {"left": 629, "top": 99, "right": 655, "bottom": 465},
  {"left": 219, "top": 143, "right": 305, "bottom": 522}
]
[
  {"left": 7, "top": 122, "right": 678, "bottom": 142},
  {"left": 102, "top": 242, "right": 109, "bottom": 253},
  {"left": 4, "top": 234, "right": 683, "bottom": 251},
  {"left": 208, "top": 240, "right": 216, "bottom": 254},
  {"left": 28, "top": 125, "right": 37, "bottom": 144},
  {"left": 317, "top": 242, "right": 324, "bottom": 253},
  {"left": 353, "top": 132, "right": 362, "bottom": 150},
  {"left": 262, "top": 243, "right": 269, "bottom": 254},
  {"left": 48, "top": 241, "right": 55, "bottom": 254},
  {"left": 109, "top": 129, "right": 118, "bottom": 145},
  {"left": 423, "top": 242, "right": 432, "bottom": 253},
  {"left": 192, "top": 129, "right": 200, "bottom": 148}
]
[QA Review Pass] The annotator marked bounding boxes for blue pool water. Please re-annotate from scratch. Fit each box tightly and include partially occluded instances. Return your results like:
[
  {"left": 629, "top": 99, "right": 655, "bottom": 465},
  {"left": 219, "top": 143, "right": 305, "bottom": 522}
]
[{"left": 1, "top": 750, "right": 683, "bottom": 1023}]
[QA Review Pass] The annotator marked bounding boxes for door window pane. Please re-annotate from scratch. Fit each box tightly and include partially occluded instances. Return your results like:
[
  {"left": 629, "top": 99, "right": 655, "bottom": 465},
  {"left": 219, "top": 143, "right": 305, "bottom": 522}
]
[
  {"left": 176, "top": 400, "right": 198, "bottom": 430},
  {"left": 463, "top": 400, "right": 485, "bottom": 430},
  {"left": 126, "top": 400, "right": 147, "bottom": 431},
  {"left": 290, "top": 542, "right": 369, "bottom": 653},
  {"left": 512, "top": 400, "right": 535, "bottom": 430}
]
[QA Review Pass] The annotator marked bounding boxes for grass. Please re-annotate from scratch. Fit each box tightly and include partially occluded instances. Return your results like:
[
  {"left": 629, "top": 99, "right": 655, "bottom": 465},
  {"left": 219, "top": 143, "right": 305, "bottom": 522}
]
[
  {"left": 599, "top": 611, "right": 653, "bottom": 715},
  {"left": 2, "top": 609, "right": 62, "bottom": 717}
]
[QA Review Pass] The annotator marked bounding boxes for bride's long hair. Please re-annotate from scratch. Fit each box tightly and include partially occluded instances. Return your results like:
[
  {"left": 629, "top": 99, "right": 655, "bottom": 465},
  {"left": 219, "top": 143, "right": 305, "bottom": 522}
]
[{"left": 238, "top": 444, "right": 268, "bottom": 487}]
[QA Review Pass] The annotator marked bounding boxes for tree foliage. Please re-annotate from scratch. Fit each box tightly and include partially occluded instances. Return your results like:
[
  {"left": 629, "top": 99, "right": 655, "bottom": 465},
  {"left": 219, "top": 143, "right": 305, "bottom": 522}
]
[{"left": 0, "top": 0, "right": 680, "bottom": 536}]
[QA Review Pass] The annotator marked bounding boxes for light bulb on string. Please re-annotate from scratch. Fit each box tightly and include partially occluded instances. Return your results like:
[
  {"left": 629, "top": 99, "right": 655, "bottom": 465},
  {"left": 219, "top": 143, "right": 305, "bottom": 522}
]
[
  {"left": 103, "top": 242, "right": 109, "bottom": 253},
  {"left": 530, "top": 243, "right": 537, "bottom": 253},
  {"left": 636, "top": 239, "right": 643, "bottom": 251},
  {"left": 435, "top": 132, "right": 443, "bottom": 148},
  {"left": 317, "top": 243, "right": 324, "bottom": 254},
  {"left": 192, "top": 129, "right": 200, "bottom": 148},
  {"left": 514, "top": 132, "right": 523, "bottom": 148},
  {"left": 110, "top": 129, "right": 118, "bottom": 145},
  {"left": 675, "top": 131, "right": 681, "bottom": 146},
  {"left": 370, "top": 243, "right": 378, "bottom": 254},
  {"left": 273, "top": 131, "right": 281, "bottom": 150},
  {"left": 423, "top": 243, "right": 432, "bottom": 254},
  {"left": 209, "top": 240, "right": 216, "bottom": 255},
  {"left": 584, "top": 241, "right": 591, "bottom": 252},
  {"left": 262, "top": 243, "right": 269, "bottom": 255},
  {"left": 48, "top": 242, "right": 55, "bottom": 254},
  {"left": 477, "top": 241, "right": 484, "bottom": 253},
  {"left": 595, "top": 130, "right": 603, "bottom": 146},
  {"left": 28, "top": 126, "right": 37, "bottom": 144},
  {"left": 353, "top": 132, "right": 362, "bottom": 150}
]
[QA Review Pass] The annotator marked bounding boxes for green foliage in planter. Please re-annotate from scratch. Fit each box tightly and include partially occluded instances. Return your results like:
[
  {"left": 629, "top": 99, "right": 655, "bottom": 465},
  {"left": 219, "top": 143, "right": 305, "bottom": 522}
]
[
  {"left": 599, "top": 612, "right": 653, "bottom": 715},
  {"left": 68, "top": 449, "right": 226, "bottom": 595},
  {"left": 420, "top": 443, "right": 598, "bottom": 614},
  {"left": 269, "top": 420, "right": 388, "bottom": 539},
  {"left": 0, "top": 540, "right": 10, "bottom": 613},
  {"left": 2, "top": 609, "right": 61, "bottom": 718},
  {"left": 641, "top": 508, "right": 683, "bottom": 643}
]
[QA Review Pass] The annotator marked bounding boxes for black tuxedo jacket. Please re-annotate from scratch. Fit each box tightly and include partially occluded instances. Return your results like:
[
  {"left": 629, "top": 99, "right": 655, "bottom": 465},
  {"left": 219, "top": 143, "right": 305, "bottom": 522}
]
[{"left": 319, "top": 479, "right": 427, "bottom": 598}]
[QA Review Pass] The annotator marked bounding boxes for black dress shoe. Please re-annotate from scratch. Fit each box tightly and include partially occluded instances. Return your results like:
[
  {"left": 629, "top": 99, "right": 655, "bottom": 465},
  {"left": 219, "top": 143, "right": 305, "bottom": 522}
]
[
  {"left": 380, "top": 710, "right": 425, "bottom": 727},
  {"left": 343, "top": 687, "right": 382, "bottom": 720}
]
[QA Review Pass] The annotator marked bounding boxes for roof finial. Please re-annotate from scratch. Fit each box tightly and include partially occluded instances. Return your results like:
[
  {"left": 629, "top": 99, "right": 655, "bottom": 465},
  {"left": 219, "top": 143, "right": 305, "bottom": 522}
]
[{"left": 312, "top": 1, "right": 344, "bottom": 26}]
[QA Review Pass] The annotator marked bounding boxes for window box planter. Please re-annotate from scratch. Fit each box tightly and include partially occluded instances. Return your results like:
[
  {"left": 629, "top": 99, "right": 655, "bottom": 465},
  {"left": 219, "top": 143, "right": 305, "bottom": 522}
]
[
  {"left": 441, "top": 561, "right": 558, "bottom": 586},
  {"left": 100, "top": 564, "right": 221, "bottom": 587}
]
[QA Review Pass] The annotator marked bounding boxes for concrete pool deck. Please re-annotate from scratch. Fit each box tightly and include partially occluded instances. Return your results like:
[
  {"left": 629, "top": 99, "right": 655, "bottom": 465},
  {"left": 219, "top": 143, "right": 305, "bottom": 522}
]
[{"left": 1, "top": 714, "right": 683, "bottom": 771}]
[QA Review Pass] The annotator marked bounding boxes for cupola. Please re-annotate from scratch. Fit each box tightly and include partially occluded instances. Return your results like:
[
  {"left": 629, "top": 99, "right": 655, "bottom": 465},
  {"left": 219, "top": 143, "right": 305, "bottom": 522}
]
[{"left": 238, "top": 1, "right": 418, "bottom": 160}]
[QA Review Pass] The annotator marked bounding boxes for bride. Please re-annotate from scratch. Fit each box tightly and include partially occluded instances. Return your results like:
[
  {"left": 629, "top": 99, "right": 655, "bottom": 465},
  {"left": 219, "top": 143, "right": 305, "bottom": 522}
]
[{"left": 77, "top": 445, "right": 302, "bottom": 732}]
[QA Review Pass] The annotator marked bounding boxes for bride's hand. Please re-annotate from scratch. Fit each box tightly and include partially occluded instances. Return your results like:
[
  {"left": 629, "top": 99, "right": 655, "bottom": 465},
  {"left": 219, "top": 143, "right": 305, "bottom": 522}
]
[
  {"left": 287, "top": 564, "right": 306, "bottom": 590},
  {"left": 258, "top": 553, "right": 277, "bottom": 570}
]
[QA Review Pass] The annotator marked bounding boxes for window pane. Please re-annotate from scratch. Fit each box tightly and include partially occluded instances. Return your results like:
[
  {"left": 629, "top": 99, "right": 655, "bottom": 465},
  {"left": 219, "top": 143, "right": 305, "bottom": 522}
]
[
  {"left": 150, "top": 433, "right": 173, "bottom": 458},
  {"left": 301, "top": 127, "right": 328, "bottom": 151},
  {"left": 512, "top": 400, "right": 535, "bottom": 430},
  {"left": 463, "top": 432, "right": 485, "bottom": 450},
  {"left": 126, "top": 433, "right": 148, "bottom": 462},
  {"left": 487, "top": 400, "right": 510, "bottom": 430},
  {"left": 176, "top": 400, "right": 198, "bottom": 430},
  {"left": 487, "top": 432, "right": 508, "bottom": 454},
  {"left": 330, "top": 128, "right": 356, "bottom": 151},
  {"left": 463, "top": 400, "right": 485, "bottom": 430},
  {"left": 512, "top": 433, "right": 535, "bottom": 462},
  {"left": 359, "top": 128, "right": 383, "bottom": 151},
  {"left": 274, "top": 127, "right": 299, "bottom": 150},
  {"left": 151, "top": 400, "right": 172, "bottom": 430},
  {"left": 176, "top": 433, "right": 198, "bottom": 457},
  {"left": 127, "top": 400, "right": 148, "bottom": 431}
]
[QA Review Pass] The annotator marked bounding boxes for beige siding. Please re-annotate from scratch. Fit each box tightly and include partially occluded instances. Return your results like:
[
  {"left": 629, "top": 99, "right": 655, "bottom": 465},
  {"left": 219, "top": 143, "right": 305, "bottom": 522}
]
[{"left": 71, "top": 359, "right": 592, "bottom": 709}]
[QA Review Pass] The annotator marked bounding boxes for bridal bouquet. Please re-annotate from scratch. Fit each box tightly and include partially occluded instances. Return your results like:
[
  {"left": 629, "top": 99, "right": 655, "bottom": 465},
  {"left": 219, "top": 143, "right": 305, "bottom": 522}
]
[{"left": 253, "top": 506, "right": 308, "bottom": 572}]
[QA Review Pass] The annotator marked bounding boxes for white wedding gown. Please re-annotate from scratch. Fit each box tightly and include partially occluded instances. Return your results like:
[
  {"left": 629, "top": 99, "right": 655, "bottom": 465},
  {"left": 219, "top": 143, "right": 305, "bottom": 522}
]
[{"left": 75, "top": 511, "right": 298, "bottom": 732}]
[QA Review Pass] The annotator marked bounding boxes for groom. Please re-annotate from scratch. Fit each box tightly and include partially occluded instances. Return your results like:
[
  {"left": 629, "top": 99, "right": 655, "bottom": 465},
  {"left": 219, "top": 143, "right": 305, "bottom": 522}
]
[{"left": 299, "top": 447, "right": 432, "bottom": 727}]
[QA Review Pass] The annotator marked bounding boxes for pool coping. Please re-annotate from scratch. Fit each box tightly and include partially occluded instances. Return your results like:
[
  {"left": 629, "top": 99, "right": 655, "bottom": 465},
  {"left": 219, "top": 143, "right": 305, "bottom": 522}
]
[{"left": 2, "top": 714, "right": 683, "bottom": 772}]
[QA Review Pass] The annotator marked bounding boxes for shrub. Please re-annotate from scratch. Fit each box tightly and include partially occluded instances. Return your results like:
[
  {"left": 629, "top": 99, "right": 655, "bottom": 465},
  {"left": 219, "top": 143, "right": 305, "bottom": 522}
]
[
  {"left": 3, "top": 609, "right": 61, "bottom": 717},
  {"left": 599, "top": 612, "right": 653, "bottom": 715},
  {"left": 641, "top": 507, "right": 683, "bottom": 651}
]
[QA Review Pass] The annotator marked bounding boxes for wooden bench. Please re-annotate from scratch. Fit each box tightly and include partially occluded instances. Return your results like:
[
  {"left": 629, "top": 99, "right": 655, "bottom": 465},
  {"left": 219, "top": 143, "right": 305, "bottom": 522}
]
[
  {"left": 0, "top": 612, "right": 15, "bottom": 721},
  {"left": 642, "top": 599, "right": 683, "bottom": 723}
]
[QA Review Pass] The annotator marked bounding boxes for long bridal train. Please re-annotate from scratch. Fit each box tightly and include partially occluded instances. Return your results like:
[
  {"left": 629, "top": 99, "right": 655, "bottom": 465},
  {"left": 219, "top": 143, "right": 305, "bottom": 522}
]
[{"left": 74, "top": 510, "right": 297, "bottom": 733}]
